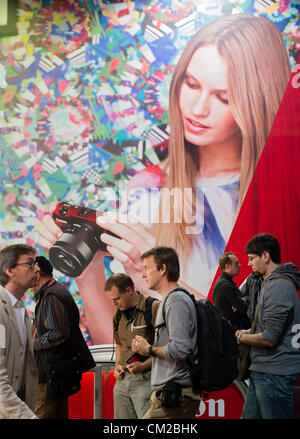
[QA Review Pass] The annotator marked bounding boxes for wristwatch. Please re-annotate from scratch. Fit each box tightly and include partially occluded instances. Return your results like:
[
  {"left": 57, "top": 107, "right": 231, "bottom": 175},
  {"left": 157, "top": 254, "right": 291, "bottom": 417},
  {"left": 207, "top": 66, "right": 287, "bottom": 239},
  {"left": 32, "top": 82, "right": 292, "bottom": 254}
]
[{"left": 148, "top": 345, "right": 155, "bottom": 356}]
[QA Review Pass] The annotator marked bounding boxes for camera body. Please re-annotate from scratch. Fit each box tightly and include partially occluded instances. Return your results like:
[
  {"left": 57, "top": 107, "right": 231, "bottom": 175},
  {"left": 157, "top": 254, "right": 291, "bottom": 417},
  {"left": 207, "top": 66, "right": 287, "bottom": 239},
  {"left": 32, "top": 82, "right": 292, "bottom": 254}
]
[
  {"left": 52, "top": 202, "right": 100, "bottom": 232},
  {"left": 49, "top": 202, "right": 116, "bottom": 277},
  {"left": 125, "top": 352, "right": 148, "bottom": 365}
]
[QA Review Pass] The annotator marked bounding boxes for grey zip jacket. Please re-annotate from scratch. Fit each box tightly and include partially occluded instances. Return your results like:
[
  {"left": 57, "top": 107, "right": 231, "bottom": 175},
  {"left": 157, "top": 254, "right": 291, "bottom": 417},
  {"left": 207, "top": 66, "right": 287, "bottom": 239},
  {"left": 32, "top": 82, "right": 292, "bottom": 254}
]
[
  {"left": 250, "top": 262, "right": 300, "bottom": 375},
  {"left": 151, "top": 288, "right": 197, "bottom": 388}
]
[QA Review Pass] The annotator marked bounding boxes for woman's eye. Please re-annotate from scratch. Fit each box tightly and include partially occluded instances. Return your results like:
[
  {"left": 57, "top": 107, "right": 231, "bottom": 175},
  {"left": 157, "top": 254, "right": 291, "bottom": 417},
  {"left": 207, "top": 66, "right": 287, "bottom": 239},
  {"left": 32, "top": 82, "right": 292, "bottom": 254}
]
[
  {"left": 183, "top": 74, "right": 199, "bottom": 89},
  {"left": 217, "top": 94, "right": 229, "bottom": 105}
]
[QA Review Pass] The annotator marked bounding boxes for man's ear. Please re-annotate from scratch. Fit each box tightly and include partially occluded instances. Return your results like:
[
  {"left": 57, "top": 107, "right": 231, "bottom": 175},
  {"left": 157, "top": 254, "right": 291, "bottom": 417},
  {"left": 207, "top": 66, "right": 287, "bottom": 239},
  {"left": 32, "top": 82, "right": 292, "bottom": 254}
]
[
  {"left": 159, "top": 263, "right": 167, "bottom": 276},
  {"left": 262, "top": 251, "right": 271, "bottom": 263},
  {"left": 126, "top": 286, "right": 134, "bottom": 295},
  {"left": 224, "top": 263, "right": 231, "bottom": 273},
  {"left": 4, "top": 266, "right": 15, "bottom": 280}
]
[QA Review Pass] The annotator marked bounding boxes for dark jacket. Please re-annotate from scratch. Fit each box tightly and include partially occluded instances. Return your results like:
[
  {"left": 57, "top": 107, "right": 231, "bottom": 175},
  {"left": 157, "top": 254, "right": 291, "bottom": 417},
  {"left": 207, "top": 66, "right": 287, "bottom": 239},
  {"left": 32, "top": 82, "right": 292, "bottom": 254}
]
[
  {"left": 34, "top": 279, "right": 95, "bottom": 383},
  {"left": 212, "top": 272, "right": 250, "bottom": 330},
  {"left": 240, "top": 273, "right": 263, "bottom": 323}
]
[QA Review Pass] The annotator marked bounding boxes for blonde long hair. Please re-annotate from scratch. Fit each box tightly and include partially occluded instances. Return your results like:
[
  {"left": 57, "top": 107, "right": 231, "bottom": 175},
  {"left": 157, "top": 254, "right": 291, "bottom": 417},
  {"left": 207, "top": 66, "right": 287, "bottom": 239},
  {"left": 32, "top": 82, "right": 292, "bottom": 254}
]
[{"left": 152, "top": 14, "right": 291, "bottom": 255}]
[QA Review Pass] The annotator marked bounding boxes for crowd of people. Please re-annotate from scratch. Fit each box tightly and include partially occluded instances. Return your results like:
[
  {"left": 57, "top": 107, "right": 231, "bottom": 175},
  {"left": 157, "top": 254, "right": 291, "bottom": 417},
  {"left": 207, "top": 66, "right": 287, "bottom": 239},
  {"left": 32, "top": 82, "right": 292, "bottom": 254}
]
[{"left": 0, "top": 233, "right": 299, "bottom": 420}]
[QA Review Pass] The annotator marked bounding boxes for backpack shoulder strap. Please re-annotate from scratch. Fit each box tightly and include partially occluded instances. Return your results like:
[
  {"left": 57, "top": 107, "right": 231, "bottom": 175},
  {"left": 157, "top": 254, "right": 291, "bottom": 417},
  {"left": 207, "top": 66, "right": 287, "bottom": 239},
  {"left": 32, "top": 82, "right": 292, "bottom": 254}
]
[
  {"left": 114, "top": 309, "right": 122, "bottom": 332},
  {"left": 155, "top": 286, "right": 194, "bottom": 330},
  {"left": 144, "top": 296, "right": 158, "bottom": 327},
  {"left": 114, "top": 296, "right": 158, "bottom": 331}
]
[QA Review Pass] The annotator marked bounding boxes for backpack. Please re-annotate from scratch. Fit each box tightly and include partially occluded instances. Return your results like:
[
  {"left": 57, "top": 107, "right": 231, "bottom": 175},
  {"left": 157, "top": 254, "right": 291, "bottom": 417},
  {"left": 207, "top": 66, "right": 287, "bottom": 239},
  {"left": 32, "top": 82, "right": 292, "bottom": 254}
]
[
  {"left": 115, "top": 296, "right": 158, "bottom": 331},
  {"left": 159, "top": 287, "right": 239, "bottom": 395}
]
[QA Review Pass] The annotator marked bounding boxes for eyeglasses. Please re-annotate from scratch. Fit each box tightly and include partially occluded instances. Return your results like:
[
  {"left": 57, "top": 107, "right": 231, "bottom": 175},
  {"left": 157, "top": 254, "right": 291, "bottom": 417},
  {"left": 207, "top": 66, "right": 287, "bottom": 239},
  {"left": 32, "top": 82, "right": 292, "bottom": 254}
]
[
  {"left": 13, "top": 261, "right": 38, "bottom": 271},
  {"left": 248, "top": 255, "right": 259, "bottom": 262}
]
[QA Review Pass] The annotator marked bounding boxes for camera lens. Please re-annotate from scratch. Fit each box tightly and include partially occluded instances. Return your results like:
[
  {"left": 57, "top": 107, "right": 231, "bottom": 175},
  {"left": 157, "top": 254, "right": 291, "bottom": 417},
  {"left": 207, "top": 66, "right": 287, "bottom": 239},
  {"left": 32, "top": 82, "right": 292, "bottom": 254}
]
[{"left": 49, "top": 222, "right": 103, "bottom": 277}]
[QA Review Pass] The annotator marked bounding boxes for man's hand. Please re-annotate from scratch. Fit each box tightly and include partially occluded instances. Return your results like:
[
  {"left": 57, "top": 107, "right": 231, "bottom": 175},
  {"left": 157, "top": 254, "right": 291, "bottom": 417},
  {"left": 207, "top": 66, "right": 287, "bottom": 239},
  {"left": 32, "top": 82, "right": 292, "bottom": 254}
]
[
  {"left": 132, "top": 335, "right": 150, "bottom": 356},
  {"left": 132, "top": 335, "right": 166, "bottom": 358},
  {"left": 114, "top": 364, "right": 125, "bottom": 380},
  {"left": 126, "top": 360, "right": 149, "bottom": 374},
  {"left": 235, "top": 329, "right": 250, "bottom": 344},
  {"left": 235, "top": 329, "right": 275, "bottom": 348}
]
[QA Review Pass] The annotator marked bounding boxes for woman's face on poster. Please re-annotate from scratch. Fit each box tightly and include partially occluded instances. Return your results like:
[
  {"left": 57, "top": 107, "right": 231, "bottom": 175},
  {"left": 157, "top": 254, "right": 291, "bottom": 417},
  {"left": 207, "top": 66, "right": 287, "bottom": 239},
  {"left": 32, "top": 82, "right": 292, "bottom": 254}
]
[{"left": 179, "top": 45, "right": 240, "bottom": 151}]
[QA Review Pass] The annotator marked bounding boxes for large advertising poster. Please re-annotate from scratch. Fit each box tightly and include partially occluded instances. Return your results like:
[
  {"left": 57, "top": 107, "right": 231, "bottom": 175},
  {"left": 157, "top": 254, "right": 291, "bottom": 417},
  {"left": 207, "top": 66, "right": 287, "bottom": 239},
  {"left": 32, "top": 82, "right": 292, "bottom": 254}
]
[{"left": 0, "top": 0, "right": 299, "bottom": 349}]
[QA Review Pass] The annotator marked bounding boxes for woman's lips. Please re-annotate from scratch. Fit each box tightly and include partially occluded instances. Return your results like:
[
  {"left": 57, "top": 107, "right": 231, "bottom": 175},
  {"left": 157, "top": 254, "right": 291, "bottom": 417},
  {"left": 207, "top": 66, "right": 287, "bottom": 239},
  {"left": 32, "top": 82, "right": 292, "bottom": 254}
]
[{"left": 185, "top": 117, "right": 210, "bottom": 133}]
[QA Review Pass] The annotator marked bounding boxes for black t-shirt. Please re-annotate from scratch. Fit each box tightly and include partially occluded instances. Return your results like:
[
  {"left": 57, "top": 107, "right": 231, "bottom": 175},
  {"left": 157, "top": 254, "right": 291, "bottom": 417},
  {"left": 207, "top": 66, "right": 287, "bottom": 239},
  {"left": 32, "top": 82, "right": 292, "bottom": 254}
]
[{"left": 123, "top": 306, "right": 136, "bottom": 321}]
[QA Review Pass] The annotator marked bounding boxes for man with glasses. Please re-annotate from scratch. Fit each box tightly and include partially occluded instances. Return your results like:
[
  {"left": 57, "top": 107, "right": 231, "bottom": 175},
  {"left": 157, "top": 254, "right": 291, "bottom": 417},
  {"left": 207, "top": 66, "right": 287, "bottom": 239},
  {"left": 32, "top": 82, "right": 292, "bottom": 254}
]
[
  {"left": 236, "top": 233, "right": 300, "bottom": 419},
  {"left": 0, "top": 244, "right": 40, "bottom": 419}
]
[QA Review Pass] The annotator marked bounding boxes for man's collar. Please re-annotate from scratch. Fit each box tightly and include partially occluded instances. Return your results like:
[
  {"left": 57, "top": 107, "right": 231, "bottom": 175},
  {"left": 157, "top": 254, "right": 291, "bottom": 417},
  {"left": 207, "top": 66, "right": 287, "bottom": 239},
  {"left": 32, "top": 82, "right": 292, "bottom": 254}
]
[
  {"left": 135, "top": 291, "right": 145, "bottom": 311},
  {"left": 4, "top": 288, "right": 19, "bottom": 306},
  {"left": 34, "top": 277, "right": 55, "bottom": 300},
  {"left": 221, "top": 271, "right": 234, "bottom": 281}
]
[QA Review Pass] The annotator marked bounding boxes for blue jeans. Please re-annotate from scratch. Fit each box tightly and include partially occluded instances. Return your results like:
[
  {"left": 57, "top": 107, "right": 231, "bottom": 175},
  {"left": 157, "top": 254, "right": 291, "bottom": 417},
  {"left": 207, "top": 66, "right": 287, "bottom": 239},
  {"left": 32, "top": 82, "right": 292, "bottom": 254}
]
[{"left": 242, "top": 371, "right": 299, "bottom": 419}]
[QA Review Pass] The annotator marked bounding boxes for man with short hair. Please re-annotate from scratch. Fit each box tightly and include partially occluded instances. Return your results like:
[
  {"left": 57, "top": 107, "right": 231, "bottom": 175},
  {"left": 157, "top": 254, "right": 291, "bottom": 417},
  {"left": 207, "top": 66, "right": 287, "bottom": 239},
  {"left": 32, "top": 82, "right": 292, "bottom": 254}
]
[
  {"left": 32, "top": 256, "right": 95, "bottom": 419},
  {"left": 131, "top": 246, "right": 200, "bottom": 419},
  {"left": 213, "top": 252, "right": 250, "bottom": 329},
  {"left": 0, "top": 244, "right": 39, "bottom": 418},
  {"left": 104, "top": 273, "right": 159, "bottom": 419},
  {"left": 236, "top": 233, "right": 300, "bottom": 419}
]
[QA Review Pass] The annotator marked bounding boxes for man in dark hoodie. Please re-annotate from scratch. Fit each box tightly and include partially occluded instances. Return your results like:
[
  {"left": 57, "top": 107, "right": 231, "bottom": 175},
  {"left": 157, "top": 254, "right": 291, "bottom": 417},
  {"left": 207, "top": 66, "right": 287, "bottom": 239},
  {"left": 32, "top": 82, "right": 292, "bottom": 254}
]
[{"left": 236, "top": 233, "right": 300, "bottom": 419}]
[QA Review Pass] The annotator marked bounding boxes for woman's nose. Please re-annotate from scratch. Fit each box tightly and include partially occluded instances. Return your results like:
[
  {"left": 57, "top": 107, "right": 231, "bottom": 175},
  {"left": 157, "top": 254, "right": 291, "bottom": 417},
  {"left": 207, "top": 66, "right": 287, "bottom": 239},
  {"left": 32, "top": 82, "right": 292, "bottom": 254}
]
[{"left": 191, "top": 92, "right": 210, "bottom": 117}]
